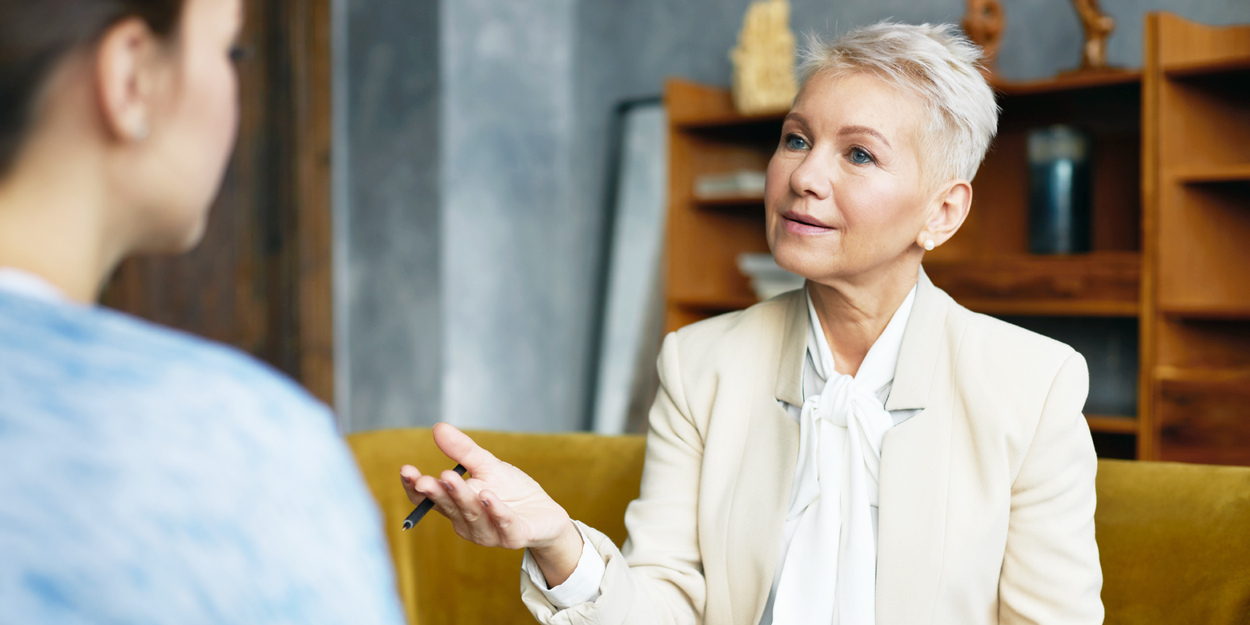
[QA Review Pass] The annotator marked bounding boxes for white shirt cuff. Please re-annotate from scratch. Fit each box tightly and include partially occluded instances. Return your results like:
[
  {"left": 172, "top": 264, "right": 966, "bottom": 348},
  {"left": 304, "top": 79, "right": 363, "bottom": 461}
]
[{"left": 521, "top": 523, "right": 605, "bottom": 609}]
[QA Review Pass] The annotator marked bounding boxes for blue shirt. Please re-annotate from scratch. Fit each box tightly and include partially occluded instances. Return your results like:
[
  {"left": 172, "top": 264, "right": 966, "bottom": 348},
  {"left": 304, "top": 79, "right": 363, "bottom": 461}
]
[{"left": 0, "top": 285, "right": 405, "bottom": 624}]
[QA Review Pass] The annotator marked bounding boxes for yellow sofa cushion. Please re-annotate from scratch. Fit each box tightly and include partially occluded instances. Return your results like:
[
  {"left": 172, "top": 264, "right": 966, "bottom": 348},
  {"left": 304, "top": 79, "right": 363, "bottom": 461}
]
[
  {"left": 347, "top": 428, "right": 645, "bottom": 625},
  {"left": 1095, "top": 459, "right": 1250, "bottom": 624},
  {"left": 349, "top": 430, "right": 1250, "bottom": 625}
]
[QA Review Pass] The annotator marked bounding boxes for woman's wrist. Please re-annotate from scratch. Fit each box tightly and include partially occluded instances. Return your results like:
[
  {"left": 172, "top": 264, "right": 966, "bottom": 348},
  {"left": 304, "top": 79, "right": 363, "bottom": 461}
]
[{"left": 529, "top": 519, "right": 584, "bottom": 588}]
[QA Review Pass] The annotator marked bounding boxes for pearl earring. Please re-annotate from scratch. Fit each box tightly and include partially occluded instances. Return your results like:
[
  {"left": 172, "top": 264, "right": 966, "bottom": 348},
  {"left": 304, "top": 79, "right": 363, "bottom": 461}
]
[
  {"left": 132, "top": 120, "right": 149, "bottom": 141},
  {"left": 923, "top": 239, "right": 935, "bottom": 251}
]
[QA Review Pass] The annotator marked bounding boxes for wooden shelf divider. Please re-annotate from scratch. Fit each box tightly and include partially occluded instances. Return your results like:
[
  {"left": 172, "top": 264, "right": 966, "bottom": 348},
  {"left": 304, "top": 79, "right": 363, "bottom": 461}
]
[
  {"left": 1162, "top": 52, "right": 1250, "bottom": 79},
  {"left": 1086, "top": 415, "right": 1140, "bottom": 435},
  {"left": 693, "top": 195, "right": 766, "bottom": 209},
  {"left": 1157, "top": 305, "right": 1250, "bottom": 320},
  {"left": 923, "top": 253, "right": 1140, "bottom": 318},
  {"left": 1155, "top": 365, "right": 1250, "bottom": 385},
  {"left": 1168, "top": 163, "right": 1250, "bottom": 185},
  {"left": 991, "top": 71, "right": 1141, "bottom": 96}
]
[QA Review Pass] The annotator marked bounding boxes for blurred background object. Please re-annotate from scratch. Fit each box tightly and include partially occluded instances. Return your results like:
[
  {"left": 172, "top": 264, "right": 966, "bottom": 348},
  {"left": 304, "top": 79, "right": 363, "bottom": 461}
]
[
  {"left": 730, "top": 0, "right": 798, "bottom": 115},
  {"left": 588, "top": 100, "right": 667, "bottom": 436},
  {"left": 102, "top": 1, "right": 1250, "bottom": 468},
  {"left": 1068, "top": 0, "right": 1121, "bottom": 74},
  {"left": 1027, "top": 125, "right": 1093, "bottom": 254},
  {"left": 738, "top": 254, "right": 805, "bottom": 301},
  {"left": 695, "top": 170, "right": 767, "bottom": 200},
  {"left": 961, "top": 0, "right": 1006, "bottom": 76}
]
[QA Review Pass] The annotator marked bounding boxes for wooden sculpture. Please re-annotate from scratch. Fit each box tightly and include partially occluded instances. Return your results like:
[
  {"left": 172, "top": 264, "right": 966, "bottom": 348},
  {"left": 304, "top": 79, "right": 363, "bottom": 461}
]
[
  {"left": 730, "top": 0, "right": 798, "bottom": 115},
  {"left": 1068, "top": 0, "right": 1120, "bottom": 73},
  {"left": 961, "top": 0, "right": 1005, "bottom": 75}
]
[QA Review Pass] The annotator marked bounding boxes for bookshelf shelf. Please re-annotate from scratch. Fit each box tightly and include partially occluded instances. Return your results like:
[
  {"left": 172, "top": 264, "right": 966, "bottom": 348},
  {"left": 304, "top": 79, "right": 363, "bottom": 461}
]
[
  {"left": 992, "top": 71, "right": 1141, "bottom": 96},
  {"left": 1164, "top": 56, "right": 1250, "bottom": 79},
  {"left": 669, "top": 295, "right": 759, "bottom": 312},
  {"left": 1158, "top": 305, "right": 1250, "bottom": 320},
  {"left": 1155, "top": 366, "right": 1250, "bottom": 384},
  {"left": 1169, "top": 164, "right": 1250, "bottom": 185},
  {"left": 1087, "top": 415, "right": 1140, "bottom": 435},
  {"left": 693, "top": 195, "right": 766, "bottom": 209},
  {"left": 923, "top": 253, "right": 1140, "bottom": 318}
]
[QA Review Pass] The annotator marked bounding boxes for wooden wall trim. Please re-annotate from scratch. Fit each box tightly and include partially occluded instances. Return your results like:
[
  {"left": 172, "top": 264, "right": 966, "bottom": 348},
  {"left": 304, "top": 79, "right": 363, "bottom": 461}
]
[{"left": 290, "top": 0, "right": 335, "bottom": 405}]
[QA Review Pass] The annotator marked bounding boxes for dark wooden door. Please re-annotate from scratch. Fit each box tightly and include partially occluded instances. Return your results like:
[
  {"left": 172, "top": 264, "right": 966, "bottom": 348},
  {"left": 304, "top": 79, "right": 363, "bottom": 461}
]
[{"left": 101, "top": 0, "right": 333, "bottom": 404}]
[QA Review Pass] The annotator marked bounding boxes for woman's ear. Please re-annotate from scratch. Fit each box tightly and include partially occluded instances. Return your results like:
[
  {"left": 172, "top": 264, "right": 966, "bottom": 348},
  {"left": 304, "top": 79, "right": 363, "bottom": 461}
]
[
  {"left": 919, "top": 179, "right": 972, "bottom": 249},
  {"left": 95, "top": 18, "right": 160, "bottom": 143}
]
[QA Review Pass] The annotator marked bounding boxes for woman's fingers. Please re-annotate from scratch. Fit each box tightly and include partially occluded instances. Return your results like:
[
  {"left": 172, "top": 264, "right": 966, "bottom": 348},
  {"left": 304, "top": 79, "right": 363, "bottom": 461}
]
[
  {"left": 479, "top": 489, "right": 526, "bottom": 549},
  {"left": 432, "top": 423, "right": 500, "bottom": 475},
  {"left": 410, "top": 469, "right": 508, "bottom": 548},
  {"left": 412, "top": 474, "right": 459, "bottom": 518},
  {"left": 399, "top": 465, "right": 426, "bottom": 506},
  {"left": 441, "top": 469, "right": 485, "bottom": 522},
  {"left": 441, "top": 469, "right": 504, "bottom": 543}
]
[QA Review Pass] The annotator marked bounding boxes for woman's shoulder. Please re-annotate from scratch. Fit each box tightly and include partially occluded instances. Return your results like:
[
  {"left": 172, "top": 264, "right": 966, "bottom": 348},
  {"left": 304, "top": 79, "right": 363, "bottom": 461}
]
[
  {"left": 666, "top": 288, "right": 801, "bottom": 368},
  {"left": 953, "top": 304, "right": 1081, "bottom": 371},
  {"left": 942, "top": 301, "right": 1089, "bottom": 422},
  {"left": 0, "top": 292, "right": 326, "bottom": 422}
]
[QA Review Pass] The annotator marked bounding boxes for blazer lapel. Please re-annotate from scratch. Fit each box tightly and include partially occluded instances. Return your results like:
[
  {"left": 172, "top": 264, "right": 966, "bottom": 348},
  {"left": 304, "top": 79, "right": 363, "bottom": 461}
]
[
  {"left": 877, "top": 268, "right": 959, "bottom": 623},
  {"left": 724, "top": 289, "right": 806, "bottom": 625},
  {"left": 885, "top": 268, "right": 946, "bottom": 412},
  {"left": 774, "top": 284, "right": 807, "bottom": 407}
]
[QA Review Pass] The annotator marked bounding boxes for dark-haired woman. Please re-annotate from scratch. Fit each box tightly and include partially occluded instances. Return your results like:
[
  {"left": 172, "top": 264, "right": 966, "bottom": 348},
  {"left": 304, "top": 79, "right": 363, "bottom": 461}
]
[{"left": 0, "top": 0, "right": 405, "bottom": 622}]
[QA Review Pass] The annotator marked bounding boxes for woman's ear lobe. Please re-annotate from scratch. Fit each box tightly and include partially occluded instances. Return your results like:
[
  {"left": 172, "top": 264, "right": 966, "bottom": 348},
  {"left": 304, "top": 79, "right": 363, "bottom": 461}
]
[{"left": 94, "top": 18, "right": 158, "bottom": 143}]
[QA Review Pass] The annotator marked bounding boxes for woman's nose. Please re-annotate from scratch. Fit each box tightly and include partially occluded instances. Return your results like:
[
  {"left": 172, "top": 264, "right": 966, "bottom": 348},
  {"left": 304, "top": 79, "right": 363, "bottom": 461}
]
[{"left": 789, "top": 154, "right": 832, "bottom": 201}]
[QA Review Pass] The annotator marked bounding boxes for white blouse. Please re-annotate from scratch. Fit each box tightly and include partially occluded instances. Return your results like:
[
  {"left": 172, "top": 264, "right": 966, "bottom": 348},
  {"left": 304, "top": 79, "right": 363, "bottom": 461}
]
[{"left": 524, "top": 283, "right": 919, "bottom": 624}]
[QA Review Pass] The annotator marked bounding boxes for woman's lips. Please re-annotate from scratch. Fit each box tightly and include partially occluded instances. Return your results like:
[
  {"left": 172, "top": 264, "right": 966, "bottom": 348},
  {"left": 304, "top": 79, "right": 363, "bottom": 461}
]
[{"left": 781, "top": 211, "right": 834, "bottom": 235}]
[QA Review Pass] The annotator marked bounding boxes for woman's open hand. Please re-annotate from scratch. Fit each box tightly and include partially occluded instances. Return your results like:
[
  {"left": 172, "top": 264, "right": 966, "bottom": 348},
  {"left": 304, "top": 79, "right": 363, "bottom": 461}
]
[{"left": 399, "top": 423, "right": 583, "bottom": 585}]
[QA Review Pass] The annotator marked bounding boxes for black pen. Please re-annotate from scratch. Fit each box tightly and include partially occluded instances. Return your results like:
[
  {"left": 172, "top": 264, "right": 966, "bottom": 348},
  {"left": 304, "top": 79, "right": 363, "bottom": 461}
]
[{"left": 402, "top": 464, "right": 467, "bottom": 530}]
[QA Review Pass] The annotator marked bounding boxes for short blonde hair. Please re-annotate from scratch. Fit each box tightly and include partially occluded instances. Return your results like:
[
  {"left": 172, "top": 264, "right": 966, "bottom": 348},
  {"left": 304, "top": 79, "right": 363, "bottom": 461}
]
[{"left": 798, "top": 21, "right": 999, "bottom": 183}]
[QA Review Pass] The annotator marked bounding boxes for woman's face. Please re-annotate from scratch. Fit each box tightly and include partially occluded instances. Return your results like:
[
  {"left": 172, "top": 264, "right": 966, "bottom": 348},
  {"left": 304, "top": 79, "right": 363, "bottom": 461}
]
[
  {"left": 127, "top": 0, "right": 242, "bottom": 253},
  {"left": 765, "top": 71, "right": 935, "bottom": 285}
]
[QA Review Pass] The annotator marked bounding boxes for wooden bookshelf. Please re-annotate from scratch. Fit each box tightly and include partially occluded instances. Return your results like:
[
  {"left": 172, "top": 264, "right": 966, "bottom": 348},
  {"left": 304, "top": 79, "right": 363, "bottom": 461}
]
[
  {"left": 921, "top": 253, "right": 1140, "bottom": 317},
  {"left": 661, "top": 13, "right": 1250, "bottom": 463},
  {"left": 1141, "top": 13, "right": 1250, "bottom": 466},
  {"left": 663, "top": 80, "right": 776, "bottom": 336}
]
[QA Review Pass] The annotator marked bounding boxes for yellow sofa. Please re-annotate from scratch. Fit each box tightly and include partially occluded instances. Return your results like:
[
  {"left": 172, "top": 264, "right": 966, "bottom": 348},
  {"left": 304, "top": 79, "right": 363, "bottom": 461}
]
[{"left": 348, "top": 428, "right": 1250, "bottom": 625}]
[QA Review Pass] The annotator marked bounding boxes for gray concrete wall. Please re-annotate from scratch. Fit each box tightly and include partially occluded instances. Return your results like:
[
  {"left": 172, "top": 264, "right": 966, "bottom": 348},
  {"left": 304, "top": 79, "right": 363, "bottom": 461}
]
[
  {"left": 335, "top": 0, "right": 442, "bottom": 432},
  {"left": 337, "top": 0, "right": 591, "bottom": 433},
  {"left": 441, "top": 0, "right": 588, "bottom": 432}
]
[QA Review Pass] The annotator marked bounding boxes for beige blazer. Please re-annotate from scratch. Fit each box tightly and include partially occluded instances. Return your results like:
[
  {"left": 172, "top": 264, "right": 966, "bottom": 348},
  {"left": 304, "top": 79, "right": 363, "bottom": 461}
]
[{"left": 523, "top": 271, "right": 1104, "bottom": 625}]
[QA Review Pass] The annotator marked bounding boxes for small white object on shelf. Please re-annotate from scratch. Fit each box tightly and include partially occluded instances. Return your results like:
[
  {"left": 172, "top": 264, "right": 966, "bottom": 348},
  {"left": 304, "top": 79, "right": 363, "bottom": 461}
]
[
  {"left": 737, "top": 253, "right": 805, "bottom": 300},
  {"left": 695, "top": 170, "right": 767, "bottom": 200}
]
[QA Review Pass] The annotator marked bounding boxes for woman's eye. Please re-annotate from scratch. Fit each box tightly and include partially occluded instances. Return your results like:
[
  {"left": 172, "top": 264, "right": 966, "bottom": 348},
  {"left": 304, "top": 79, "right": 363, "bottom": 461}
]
[
  {"left": 784, "top": 134, "right": 809, "bottom": 150},
  {"left": 229, "top": 45, "right": 253, "bottom": 63},
  {"left": 849, "top": 147, "right": 875, "bottom": 164}
]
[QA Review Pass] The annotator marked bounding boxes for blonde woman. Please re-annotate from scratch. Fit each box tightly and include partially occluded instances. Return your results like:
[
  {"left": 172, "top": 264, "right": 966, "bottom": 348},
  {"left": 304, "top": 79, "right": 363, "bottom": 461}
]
[{"left": 402, "top": 21, "right": 1103, "bottom": 625}]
